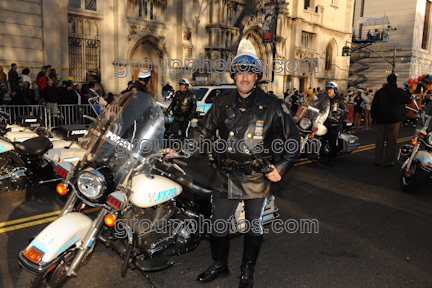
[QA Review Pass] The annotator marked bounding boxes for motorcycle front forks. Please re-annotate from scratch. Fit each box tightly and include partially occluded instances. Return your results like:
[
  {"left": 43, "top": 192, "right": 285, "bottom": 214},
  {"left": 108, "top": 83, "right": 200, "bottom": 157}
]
[
  {"left": 403, "top": 141, "right": 420, "bottom": 171},
  {"left": 66, "top": 208, "right": 109, "bottom": 277}
]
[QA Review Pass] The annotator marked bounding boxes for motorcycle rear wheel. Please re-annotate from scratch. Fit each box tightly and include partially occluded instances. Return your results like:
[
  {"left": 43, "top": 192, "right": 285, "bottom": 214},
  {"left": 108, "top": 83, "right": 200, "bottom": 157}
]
[
  {"left": 16, "top": 269, "right": 46, "bottom": 288},
  {"left": 399, "top": 162, "right": 430, "bottom": 193}
]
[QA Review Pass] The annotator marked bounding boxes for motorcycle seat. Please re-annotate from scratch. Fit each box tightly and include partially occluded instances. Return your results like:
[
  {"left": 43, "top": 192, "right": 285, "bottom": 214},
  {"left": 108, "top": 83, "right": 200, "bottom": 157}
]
[{"left": 14, "top": 136, "right": 53, "bottom": 156}]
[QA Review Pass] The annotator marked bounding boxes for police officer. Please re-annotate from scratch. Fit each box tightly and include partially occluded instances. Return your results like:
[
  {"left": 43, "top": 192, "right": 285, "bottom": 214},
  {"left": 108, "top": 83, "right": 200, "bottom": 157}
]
[
  {"left": 321, "top": 82, "right": 348, "bottom": 166},
  {"left": 180, "top": 52, "right": 300, "bottom": 287},
  {"left": 132, "top": 69, "right": 152, "bottom": 96},
  {"left": 165, "top": 78, "right": 196, "bottom": 139}
]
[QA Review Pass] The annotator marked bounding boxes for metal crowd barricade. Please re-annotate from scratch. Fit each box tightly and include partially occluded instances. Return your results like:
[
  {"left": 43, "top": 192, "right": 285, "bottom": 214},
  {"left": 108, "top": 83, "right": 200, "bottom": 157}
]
[
  {"left": 0, "top": 105, "right": 49, "bottom": 130},
  {"left": 47, "top": 104, "right": 98, "bottom": 131},
  {"left": 0, "top": 104, "right": 100, "bottom": 132}
]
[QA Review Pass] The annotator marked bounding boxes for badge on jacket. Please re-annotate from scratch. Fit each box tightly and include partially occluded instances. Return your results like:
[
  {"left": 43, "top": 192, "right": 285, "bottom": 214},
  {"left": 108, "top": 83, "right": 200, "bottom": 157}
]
[
  {"left": 254, "top": 120, "right": 264, "bottom": 140},
  {"left": 282, "top": 103, "right": 290, "bottom": 114}
]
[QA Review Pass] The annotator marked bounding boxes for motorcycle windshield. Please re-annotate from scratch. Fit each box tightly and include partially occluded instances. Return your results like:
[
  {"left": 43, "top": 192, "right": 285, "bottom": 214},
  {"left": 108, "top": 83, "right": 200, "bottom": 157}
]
[
  {"left": 295, "top": 94, "right": 330, "bottom": 127},
  {"left": 78, "top": 91, "right": 165, "bottom": 185}
]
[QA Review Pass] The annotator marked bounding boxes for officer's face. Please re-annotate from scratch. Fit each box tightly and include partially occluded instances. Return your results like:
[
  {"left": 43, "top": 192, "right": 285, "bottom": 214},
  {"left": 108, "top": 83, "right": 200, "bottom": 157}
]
[
  {"left": 180, "top": 84, "right": 186, "bottom": 92},
  {"left": 326, "top": 88, "right": 335, "bottom": 98},
  {"left": 235, "top": 72, "right": 257, "bottom": 97}
]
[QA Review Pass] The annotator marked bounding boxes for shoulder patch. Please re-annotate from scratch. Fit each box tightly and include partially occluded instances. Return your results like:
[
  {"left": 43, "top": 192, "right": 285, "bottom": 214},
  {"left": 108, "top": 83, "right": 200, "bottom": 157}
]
[{"left": 282, "top": 103, "right": 290, "bottom": 114}]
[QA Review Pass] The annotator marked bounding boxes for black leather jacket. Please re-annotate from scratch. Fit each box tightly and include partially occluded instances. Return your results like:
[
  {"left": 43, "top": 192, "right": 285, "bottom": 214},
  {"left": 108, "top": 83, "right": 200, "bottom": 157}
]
[
  {"left": 186, "top": 87, "right": 300, "bottom": 200},
  {"left": 166, "top": 89, "right": 197, "bottom": 121},
  {"left": 323, "top": 93, "right": 349, "bottom": 126}
]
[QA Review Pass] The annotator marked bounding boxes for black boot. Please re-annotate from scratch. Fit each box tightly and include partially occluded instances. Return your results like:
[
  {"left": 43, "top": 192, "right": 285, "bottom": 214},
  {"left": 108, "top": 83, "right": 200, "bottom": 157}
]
[
  {"left": 197, "top": 234, "right": 230, "bottom": 283},
  {"left": 239, "top": 234, "right": 264, "bottom": 288}
]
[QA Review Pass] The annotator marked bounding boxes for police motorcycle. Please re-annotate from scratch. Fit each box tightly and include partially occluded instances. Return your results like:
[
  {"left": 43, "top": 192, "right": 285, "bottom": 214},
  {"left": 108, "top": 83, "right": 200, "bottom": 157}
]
[
  {"left": 17, "top": 91, "right": 278, "bottom": 287},
  {"left": 0, "top": 122, "right": 87, "bottom": 192},
  {"left": 292, "top": 93, "right": 359, "bottom": 160},
  {"left": 0, "top": 110, "right": 89, "bottom": 192},
  {"left": 398, "top": 99, "right": 432, "bottom": 193}
]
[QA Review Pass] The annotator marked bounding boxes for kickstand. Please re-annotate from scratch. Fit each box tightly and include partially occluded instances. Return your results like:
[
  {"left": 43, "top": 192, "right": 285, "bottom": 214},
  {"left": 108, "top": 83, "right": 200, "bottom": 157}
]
[{"left": 138, "top": 270, "right": 157, "bottom": 288}]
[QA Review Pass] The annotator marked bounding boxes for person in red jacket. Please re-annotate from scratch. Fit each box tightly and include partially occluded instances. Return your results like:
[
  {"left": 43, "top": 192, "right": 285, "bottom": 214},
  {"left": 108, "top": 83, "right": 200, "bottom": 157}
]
[{"left": 37, "top": 72, "right": 49, "bottom": 93}]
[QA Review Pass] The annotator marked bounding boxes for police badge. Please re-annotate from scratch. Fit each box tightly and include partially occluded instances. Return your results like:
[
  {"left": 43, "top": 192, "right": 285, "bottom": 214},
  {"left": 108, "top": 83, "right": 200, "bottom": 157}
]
[{"left": 282, "top": 103, "right": 290, "bottom": 114}]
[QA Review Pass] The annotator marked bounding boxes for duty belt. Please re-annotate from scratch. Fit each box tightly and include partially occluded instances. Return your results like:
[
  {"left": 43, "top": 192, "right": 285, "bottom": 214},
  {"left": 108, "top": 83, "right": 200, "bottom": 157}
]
[
  {"left": 218, "top": 156, "right": 272, "bottom": 175},
  {"left": 219, "top": 158, "right": 254, "bottom": 175}
]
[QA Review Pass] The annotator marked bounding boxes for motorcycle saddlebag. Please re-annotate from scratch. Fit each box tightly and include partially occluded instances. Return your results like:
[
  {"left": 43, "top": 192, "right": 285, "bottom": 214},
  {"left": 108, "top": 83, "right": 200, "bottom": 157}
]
[
  {"left": 339, "top": 133, "right": 359, "bottom": 153},
  {"left": 16, "top": 115, "right": 41, "bottom": 128},
  {"left": 57, "top": 124, "right": 87, "bottom": 141}
]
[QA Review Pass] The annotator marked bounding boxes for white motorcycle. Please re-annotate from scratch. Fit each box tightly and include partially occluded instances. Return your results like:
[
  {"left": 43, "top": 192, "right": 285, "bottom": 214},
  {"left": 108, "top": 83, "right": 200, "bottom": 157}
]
[{"left": 17, "top": 91, "right": 279, "bottom": 287}]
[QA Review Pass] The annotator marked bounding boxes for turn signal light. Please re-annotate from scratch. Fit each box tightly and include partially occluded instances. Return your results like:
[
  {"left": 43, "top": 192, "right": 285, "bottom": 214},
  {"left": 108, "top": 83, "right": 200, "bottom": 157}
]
[
  {"left": 24, "top": 247, "right": 44, "bottom": 263},
  {"left": 56, "top": 183, "right": 68, "bottom": 196},
  {"left": 411, "top": 139, "right": 418, "bottom": 145},
  {"left": 104, "top": 214, "right": 116, "bottom": 227},
  {"left": 308, "top": 134, "right": 314, "bottom": 139}
]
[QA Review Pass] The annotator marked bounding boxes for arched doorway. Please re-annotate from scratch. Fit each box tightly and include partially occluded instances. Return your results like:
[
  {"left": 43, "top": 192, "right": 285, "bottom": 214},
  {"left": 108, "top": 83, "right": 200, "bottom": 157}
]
[{"left": 130, "top": 37, "right": 165, "bottom": 96}]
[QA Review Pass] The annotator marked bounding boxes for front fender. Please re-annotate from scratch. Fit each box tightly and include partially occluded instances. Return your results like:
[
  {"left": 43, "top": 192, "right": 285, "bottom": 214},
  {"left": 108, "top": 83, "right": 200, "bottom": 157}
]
[
  {"left": 20, "top": 213, "right": 92, "bottom": 266},
  {"left": 415, "top": 150, "right": 432, "bottom": 173}
]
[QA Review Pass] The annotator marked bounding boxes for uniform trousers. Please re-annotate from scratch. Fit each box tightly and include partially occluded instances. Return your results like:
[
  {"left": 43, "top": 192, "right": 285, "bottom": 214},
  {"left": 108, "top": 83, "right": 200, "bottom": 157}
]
[{"left": 211, "top": 191, "right": 267, "bottom": 237}]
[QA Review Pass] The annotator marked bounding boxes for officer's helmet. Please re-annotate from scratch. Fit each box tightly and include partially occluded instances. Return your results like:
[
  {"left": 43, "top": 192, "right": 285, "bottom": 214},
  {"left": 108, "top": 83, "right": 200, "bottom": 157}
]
[
  {"left": 230, "top": 52, "right": 263, "bottom": 80},
  {"left": 138, "top": 69, "right": 151, "bottom": 81},
  {"left": 326, "top": 81, "right": 338, "bottom": 91},
  {"left": 179, "top": 78, "right": 190, "bottom": 87}
]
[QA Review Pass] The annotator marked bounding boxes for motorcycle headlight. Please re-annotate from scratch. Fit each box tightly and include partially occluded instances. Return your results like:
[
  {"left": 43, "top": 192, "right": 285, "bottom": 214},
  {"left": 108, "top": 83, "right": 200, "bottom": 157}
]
[
  {"left": 77, "top": 169, "right": 106, "bottom": 199},
  {"left": 299, "top": 118, "right": 312, "bottom": 130},
  {"left": 427, "top": 133, "right": 432, "bottom": 145}
]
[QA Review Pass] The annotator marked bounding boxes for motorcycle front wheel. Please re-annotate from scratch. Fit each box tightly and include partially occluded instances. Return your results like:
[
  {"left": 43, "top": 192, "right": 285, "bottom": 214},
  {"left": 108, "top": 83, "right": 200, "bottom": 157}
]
[
  {"left": 16, "top": 269, "right": 45, "bottom": 288},
  {"left": 399, "top": 162, "right": 430, "bottom": 193}
]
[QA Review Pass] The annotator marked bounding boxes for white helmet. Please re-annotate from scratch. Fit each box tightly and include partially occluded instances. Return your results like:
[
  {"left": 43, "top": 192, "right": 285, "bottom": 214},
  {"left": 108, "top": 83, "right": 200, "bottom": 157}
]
[
  {"left": 138, "top": 69, "right": 151, "bottom": 81},
  {"left": 179, "top": 78, "right": 190, "bottom": 87}
]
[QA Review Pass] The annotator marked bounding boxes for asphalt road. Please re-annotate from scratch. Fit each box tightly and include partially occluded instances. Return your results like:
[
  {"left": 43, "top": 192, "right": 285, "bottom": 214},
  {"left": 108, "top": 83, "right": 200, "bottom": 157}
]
[{"left": 2, "top": 124, "right": 432, "bottom": 288}]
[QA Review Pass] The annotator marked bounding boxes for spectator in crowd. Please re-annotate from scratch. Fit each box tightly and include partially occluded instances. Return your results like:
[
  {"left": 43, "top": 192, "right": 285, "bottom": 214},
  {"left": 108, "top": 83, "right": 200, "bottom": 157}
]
[
  {"left": 371, "top": 74, "right": 411, "bottom": 167},
  {"left": 106, "top": 92, "right": 115, "bottom": 104},
  {"left": 0, "top": 67, "right": 7, "bottom": 105},
  {"left": 36, "top": 66, "right": 47, "bottom": 82},
  {"left": 50, "top": 69, "right": 59, "bottom": 88},
  {"left": 21, "top": 68, "right": 31, "bottom": 86},
  {"left": 43, "top": 77, "right": 58, "bottom": 105},
  {"left": 58, "top": 81, "right": 77, "bottom": 104},
  {"left": 80, "top": 83, "right": 90, "bottom": 104},
  {"left": 10, "top": 86, "right": 28, "bottom": 105},
  {"left": 21, "top": 82, "right": 35, "bottom": 105},
  {"left": 8, "top": 63, "right": 21, "bottom": 91},
  {"left": 37, "top": 72, "right": 50, "bottom": 93},
  {"left": 406, "top": 85, "right": 423, "bottom": 128},
  {"left": 363, "top": 90, "right": 374, "bottom": 131},
  {"left": 283, "top": 88, "right": 291, "bottom": 99},
  {"left": 120, "top": 80, "right": 134, "bottom": 95},
  {"left": 162, "top": 81, "right": 173, "bottom": 92},
  {"left": 162, "top": 81, "right": 174, "bottom": 100},
  {"left": 290, "top": 88, "right": 301, "bottom": 114},
  {"left": 352, "top": 89, "right": 367, "bottom": 133},
  {"left": 72, "top": 83, "right": 81, "bottom": 105}
]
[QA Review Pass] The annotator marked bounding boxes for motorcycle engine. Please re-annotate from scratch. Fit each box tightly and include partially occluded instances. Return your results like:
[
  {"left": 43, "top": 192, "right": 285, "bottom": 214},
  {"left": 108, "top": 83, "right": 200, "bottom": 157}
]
[
  {"left": 0, "top": 158, "right": 31, "bottom": 192},
  {"left": 120, "top": 201, "right": 200, "bottom": 257},
  {"left": 10, "top": 167, "right": 31, "bottom": 190}
]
